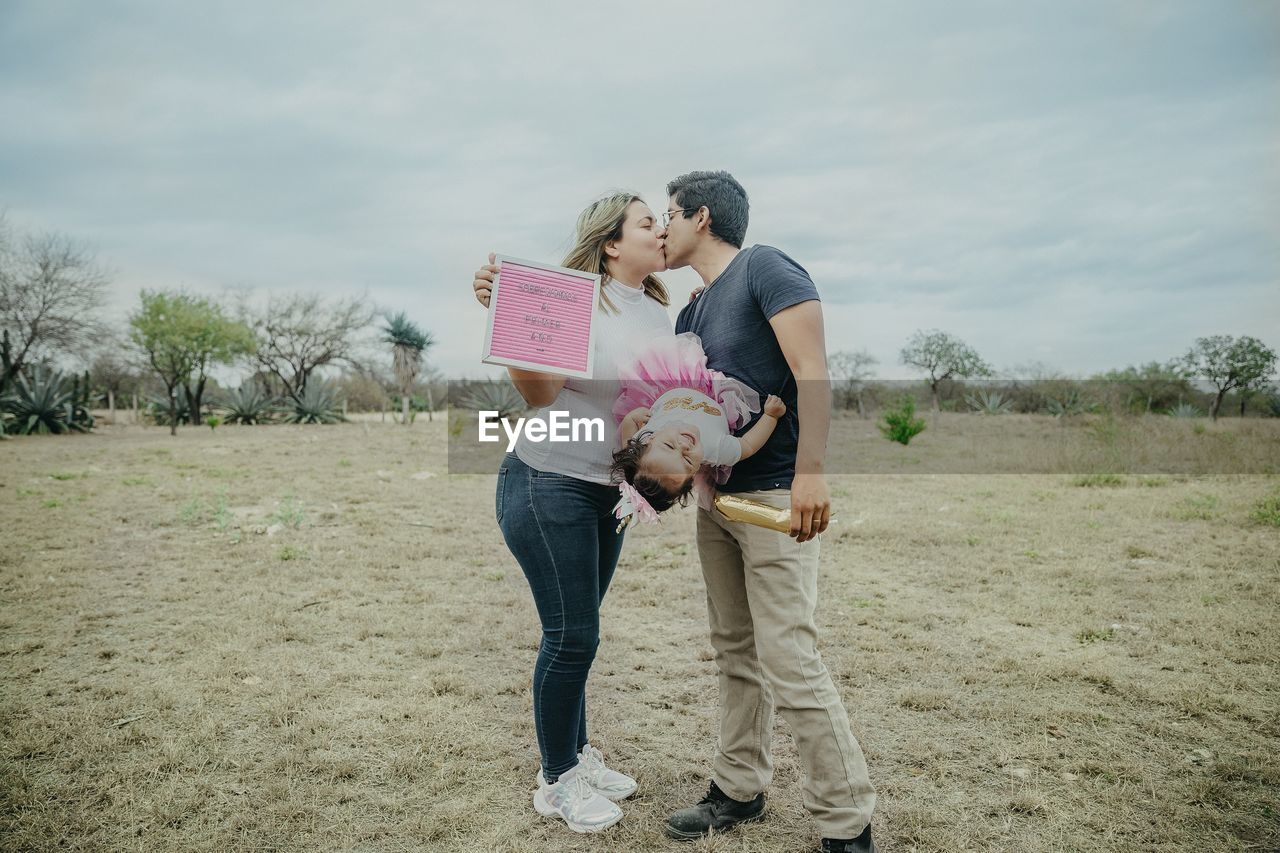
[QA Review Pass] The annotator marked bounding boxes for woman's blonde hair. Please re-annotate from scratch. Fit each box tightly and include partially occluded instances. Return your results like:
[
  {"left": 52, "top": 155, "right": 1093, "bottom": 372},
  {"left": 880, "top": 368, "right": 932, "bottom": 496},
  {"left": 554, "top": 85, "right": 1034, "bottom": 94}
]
[{"left": 561, "top": 192, "right": 670, "bottom": 313}]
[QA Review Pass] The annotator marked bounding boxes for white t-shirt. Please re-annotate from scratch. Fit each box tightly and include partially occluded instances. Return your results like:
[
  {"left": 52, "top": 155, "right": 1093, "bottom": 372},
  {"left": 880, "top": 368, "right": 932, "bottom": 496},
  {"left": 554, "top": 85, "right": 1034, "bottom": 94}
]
[
  {"left": 514, "top": 280, "right": 673, "bottom": 484},
  {"left": 644, "top": 388, "right": 742, "bottom": 468}
]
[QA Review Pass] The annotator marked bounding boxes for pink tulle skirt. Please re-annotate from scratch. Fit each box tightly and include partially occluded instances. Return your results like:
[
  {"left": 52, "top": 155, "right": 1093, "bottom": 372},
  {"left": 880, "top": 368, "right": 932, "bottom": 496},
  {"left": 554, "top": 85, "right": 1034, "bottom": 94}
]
[{"left": 612, "top": 333, "right": 759, "bottom": 430}]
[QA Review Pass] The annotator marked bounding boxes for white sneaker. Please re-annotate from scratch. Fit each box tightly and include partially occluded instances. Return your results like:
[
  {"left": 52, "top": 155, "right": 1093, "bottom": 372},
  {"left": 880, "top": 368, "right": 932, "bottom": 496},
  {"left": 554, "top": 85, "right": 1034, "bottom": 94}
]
[
  {"left": 533, "top": 765, "right": 623, "bottom": 833},
  {"left": 536, "top": 746, "right": 638, "bottom": 802},
  {"left": 577, "top": 744, "right": 638, "bottom": 801}
]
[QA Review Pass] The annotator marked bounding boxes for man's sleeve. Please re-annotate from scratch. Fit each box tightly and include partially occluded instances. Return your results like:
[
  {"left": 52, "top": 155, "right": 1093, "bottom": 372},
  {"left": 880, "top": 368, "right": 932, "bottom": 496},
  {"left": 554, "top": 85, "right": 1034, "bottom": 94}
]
[{"left": 747, "top": 246, "right": 821, "bottom": 320}]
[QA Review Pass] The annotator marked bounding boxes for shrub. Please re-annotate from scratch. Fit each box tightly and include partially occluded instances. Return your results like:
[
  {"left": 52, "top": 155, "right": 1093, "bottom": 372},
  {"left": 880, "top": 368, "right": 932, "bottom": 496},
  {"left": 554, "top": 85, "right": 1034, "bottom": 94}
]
[
  {"left": 879, "top": 397, "right": 927, "bottom": 445},
  {"left": 218, "top": 383, "right": 279, "bottom": 425},
  {"left": 1166, "top": 402, "right": 1203, "bottom": 418},
  {"left": 1073, "top": 474, "right": 1124, "bottom": 488},
  {"left": 0, "top": 367, "right": 94, "bottom": 435},
  {"left": 145, "top": 392, "right": 194, "bottom": 427},
  {"left": 283, "top": 381, "right": 345, "bottom": 424},
  {"left": 1250, "top": 492, "right": 1280, "bottom": 527},
  {"left": 1047, "top": 390, "right": 1093, "bottom": 418},
  {"left": 457, "top": 380, "right": 528, "bottom": 421},
  {"left": 965, "top": 389, "right": 1013, "bottom": 414}
]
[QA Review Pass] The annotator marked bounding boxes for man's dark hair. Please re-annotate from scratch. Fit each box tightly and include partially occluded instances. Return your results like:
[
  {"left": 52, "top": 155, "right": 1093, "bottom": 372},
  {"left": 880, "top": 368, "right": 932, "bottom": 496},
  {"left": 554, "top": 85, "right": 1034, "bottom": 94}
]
[
  {"left": 609, "top": 433, "right": 694, "bottom": 514},
  {"left": 666, "top": 170, "right": 750, "bottom": 248}
]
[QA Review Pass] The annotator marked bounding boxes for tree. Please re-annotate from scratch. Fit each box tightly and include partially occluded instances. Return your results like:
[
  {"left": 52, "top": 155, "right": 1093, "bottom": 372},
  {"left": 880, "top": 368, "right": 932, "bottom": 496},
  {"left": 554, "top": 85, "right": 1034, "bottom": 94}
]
[
  {"left": 239, "top": 292, "right": 375, "bottom": 400},
  {"left": 0, "top": 220, "right": 109, "bottom": 393},
  {"left": 379, "top": 310, "right": 434, "bottom": 425},
  {"left": 1183, "top": 335, "right": 1277, "bottom": 421},
  {"left": 129, "top": 291, "right": 254, "bottom": 435},
  {"left": 88, "top": 336, "right": 148, "bottom": 422},
  {"left": 900, "top": 330, "right": 992, "bottom": 412},
  {"left": 828, "top": 349, "right": 878, "bottom": 416},
  {"left": 1096, "top": 360, "right": 1191, "bottom": 414}
]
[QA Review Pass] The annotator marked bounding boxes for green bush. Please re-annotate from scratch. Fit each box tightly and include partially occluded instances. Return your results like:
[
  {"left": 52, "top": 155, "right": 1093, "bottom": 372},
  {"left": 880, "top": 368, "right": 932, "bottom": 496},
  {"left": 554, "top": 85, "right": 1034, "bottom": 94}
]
[
  {"left": 1250, "top": 492, "right": 1280, "bottom": 527},
  {"left": 283, "top": 381, "right": 345, "bottom": 424},
  {"left": 879, "top": 397, "right": 926, "bottom": 445},
  {"left": 0, "top": 367, "right": 94, "bottom": 435},
  {"left": 145, "top": 391, "right": 194, "bottom": 426},
  {"left": 1047, "top": 390, "right": 1094, "bottom": 418},
  {"left": 1073, "top": 473, "right": 1124, "bottom": 488},
  {"left": 218, "top": 383, "right": 279, "bottom": 425}
]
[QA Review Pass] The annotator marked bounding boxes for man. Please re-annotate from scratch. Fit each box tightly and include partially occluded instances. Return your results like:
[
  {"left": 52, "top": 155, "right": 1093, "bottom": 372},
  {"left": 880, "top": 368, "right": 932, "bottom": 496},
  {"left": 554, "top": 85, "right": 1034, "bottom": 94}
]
[{"left": 659, "top": 171, "right": 876, "bottom": 853}]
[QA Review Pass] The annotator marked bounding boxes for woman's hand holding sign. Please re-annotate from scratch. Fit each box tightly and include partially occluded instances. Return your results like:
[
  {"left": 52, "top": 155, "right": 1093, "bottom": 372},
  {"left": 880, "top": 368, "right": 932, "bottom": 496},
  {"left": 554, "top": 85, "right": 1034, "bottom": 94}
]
[{"left": 473, "top": 252, "right": 498, "bottom": 308}]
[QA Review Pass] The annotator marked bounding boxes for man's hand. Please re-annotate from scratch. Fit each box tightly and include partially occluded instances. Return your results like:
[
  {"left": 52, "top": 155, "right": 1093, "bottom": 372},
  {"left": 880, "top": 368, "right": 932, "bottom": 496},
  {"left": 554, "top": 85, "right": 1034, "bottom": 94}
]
[
  {"left": 473, "top": 252, "right": 498, "bottom": 307},
  {"left": 789, "top": 471, "right": 831, "bottom": 542},
  {"left": 763, "top": 394, "right": 786, "bottom": 419}
]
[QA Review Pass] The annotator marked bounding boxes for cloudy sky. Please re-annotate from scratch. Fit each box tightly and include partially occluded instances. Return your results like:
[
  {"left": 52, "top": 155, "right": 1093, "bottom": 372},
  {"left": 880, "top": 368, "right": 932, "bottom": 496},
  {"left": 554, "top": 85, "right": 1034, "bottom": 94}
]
[{"left": 1, "top": 1, "right": 1276, "bottom": 379}]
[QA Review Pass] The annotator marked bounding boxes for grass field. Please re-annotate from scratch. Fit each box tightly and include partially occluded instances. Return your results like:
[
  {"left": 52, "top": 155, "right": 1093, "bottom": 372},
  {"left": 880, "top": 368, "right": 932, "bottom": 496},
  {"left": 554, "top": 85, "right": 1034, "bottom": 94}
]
[{"left": 2, "top": 417, "right": 1278, "bottom": 852}]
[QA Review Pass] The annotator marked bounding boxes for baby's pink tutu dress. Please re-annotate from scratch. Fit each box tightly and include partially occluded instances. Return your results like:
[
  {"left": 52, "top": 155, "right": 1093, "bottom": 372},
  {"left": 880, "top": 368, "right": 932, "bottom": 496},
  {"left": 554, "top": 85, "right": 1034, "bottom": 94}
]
[{"left": 612, "top": 333, "right": 760, "bottom": 504}]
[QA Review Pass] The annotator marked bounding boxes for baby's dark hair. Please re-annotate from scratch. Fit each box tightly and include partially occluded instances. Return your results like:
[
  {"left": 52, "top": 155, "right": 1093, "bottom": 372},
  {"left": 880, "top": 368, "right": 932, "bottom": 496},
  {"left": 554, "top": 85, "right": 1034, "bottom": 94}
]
[{"left": 609, "top": 431, "right": 695, "bottom": 514}]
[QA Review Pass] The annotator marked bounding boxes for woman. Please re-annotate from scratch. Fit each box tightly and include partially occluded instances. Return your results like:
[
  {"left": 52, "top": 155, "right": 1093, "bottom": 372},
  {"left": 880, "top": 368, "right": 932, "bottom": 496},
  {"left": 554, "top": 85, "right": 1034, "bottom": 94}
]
[{"left": 471, "top": 193, "right": 673, "bottom": 833}]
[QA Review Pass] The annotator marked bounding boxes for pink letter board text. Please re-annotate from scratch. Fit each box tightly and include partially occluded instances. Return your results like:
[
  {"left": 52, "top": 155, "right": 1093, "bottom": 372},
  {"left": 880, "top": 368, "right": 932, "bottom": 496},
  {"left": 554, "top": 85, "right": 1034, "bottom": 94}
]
[{"left": 481, "top": 255, "right": 599, "bottom": 379}]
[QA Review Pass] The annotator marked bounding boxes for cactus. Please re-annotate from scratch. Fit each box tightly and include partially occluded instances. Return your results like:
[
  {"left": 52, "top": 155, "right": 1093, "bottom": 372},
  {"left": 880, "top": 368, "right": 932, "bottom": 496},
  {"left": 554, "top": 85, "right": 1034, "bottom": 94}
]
[{"left": 1, "top": 329, "right": 12, "bottom": 396}]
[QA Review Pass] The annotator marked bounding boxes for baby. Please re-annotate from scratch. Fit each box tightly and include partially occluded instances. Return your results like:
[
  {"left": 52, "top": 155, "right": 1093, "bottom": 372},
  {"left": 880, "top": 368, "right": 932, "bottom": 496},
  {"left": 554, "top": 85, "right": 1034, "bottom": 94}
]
[{"left": 608, "top": 333, "right": 786, "bottom": 527}]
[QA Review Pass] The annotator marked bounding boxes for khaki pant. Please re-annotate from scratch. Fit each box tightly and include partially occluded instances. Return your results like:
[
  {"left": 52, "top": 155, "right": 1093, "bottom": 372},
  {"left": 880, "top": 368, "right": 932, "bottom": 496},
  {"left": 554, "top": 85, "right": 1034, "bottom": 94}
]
[{"left": 696, "top": 488, "right": 876, "bottom": 839}]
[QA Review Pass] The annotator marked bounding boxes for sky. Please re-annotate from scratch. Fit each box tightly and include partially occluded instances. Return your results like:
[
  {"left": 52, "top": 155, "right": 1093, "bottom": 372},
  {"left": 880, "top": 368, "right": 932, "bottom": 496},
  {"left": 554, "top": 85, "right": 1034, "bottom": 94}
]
[{"left": 1, "top": 1, "right": 1276, "bottom": 380}]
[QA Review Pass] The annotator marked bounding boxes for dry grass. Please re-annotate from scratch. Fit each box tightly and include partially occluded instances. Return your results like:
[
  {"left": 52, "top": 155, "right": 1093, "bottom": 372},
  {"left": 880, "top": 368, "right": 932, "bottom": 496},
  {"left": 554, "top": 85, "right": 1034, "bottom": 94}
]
[{"left": 2, "top": 419, "right": 1278, "bottom": 852}]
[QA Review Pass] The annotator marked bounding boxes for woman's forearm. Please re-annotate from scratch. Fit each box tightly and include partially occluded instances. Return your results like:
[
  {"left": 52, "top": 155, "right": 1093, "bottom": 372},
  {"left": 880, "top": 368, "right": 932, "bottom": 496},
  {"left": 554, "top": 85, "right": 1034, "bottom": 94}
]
[{"left": 507, "top": 368, "right": 566, "bottom": 408}]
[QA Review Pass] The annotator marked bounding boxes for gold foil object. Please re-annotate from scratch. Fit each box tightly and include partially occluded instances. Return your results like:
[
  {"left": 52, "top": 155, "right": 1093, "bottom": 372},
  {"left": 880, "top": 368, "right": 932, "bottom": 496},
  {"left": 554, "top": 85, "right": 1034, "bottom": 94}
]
[
  {"left": 714, "top": 494, "right": 792, "bottom": 532},
  {"left": 713, "top": 494, "right": 838, "bottom": 534}
]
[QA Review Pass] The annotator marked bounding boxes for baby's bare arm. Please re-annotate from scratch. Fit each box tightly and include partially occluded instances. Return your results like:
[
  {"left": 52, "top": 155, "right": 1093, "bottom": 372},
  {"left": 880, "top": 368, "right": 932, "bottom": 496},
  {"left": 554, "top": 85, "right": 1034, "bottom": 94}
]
[{"left": 735, "top": 395, "right": 786, "bottom": 460}]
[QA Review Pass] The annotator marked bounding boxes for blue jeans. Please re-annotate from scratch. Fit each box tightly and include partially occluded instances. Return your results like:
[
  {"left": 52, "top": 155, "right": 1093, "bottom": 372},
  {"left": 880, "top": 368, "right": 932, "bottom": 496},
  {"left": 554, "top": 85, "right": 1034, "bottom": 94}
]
[{"left": 495, "top": 453, "right": 625, "bottom": 782}]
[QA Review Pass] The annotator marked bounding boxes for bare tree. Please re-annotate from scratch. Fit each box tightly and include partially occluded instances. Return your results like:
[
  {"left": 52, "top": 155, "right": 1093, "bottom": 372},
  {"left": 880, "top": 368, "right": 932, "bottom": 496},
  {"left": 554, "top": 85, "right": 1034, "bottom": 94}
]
[
  {"left": 0, "top": 220, "right": 109, "bottom": 392},
  {"left": 238, "top": 292, "right": 375, "bottom": 399},
  {"left": 828, "top": 349, "right": 878, "bottom": 416},
  {"left": 900, "top": 329, "right": 992, "bottom": 412}
]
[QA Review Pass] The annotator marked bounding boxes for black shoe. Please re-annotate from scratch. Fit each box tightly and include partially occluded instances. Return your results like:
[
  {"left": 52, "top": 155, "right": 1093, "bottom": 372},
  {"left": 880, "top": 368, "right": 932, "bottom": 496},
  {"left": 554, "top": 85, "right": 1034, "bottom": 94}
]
[
  {"left": 821, "top": 824, "right": 877, "bottom": 853},
  {"left": 665, "top": 780, "right": 766, "bottom": 840}
]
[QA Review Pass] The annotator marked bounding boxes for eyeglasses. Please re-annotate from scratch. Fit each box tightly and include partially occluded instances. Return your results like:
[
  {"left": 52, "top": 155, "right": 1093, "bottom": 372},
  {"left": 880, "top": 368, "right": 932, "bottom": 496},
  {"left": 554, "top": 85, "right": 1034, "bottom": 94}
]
[{"left": 660, "top": 208, "right": 698, "bottom": 227}]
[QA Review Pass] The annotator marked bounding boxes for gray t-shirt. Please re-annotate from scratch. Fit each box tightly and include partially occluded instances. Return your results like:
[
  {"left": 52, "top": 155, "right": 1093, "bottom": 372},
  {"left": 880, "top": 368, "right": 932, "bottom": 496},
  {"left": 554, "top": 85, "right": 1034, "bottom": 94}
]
[{"left": 674, "top": 245, "right": 820, "bottom": 492}]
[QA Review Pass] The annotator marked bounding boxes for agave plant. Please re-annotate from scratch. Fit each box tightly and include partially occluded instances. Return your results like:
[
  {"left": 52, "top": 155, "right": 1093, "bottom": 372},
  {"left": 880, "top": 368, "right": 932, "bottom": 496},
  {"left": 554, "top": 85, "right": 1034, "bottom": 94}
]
[
  {"left": 0, "top": 366, "right": 91, "bottom": 435},
  {"left": 146, "top": 391, "right": 194, "bottom": 427},
  {"left": 283, "top": 380, "right": 346, "bottom": 424},
  {"left": 964, "top": 389, "right": 1013, "bottom": 415},
  {"left": 1046, "top": 390, "right": 1091, "bottom": 418},
  {"left": 457, "top": 380, "right": 529, "bottom": 421},
  {"left": 218, "top": 382, "right": 279, "bottom": 425},
  {"left": 1166, "top": 402, "right": 1203, "bottom": 418}
]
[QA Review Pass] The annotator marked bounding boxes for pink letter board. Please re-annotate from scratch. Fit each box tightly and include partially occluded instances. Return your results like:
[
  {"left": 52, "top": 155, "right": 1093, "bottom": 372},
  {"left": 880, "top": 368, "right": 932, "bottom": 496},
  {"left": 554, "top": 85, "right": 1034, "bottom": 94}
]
[{"left": 481, "top": 255, "right": 599, "bottom": 379}]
